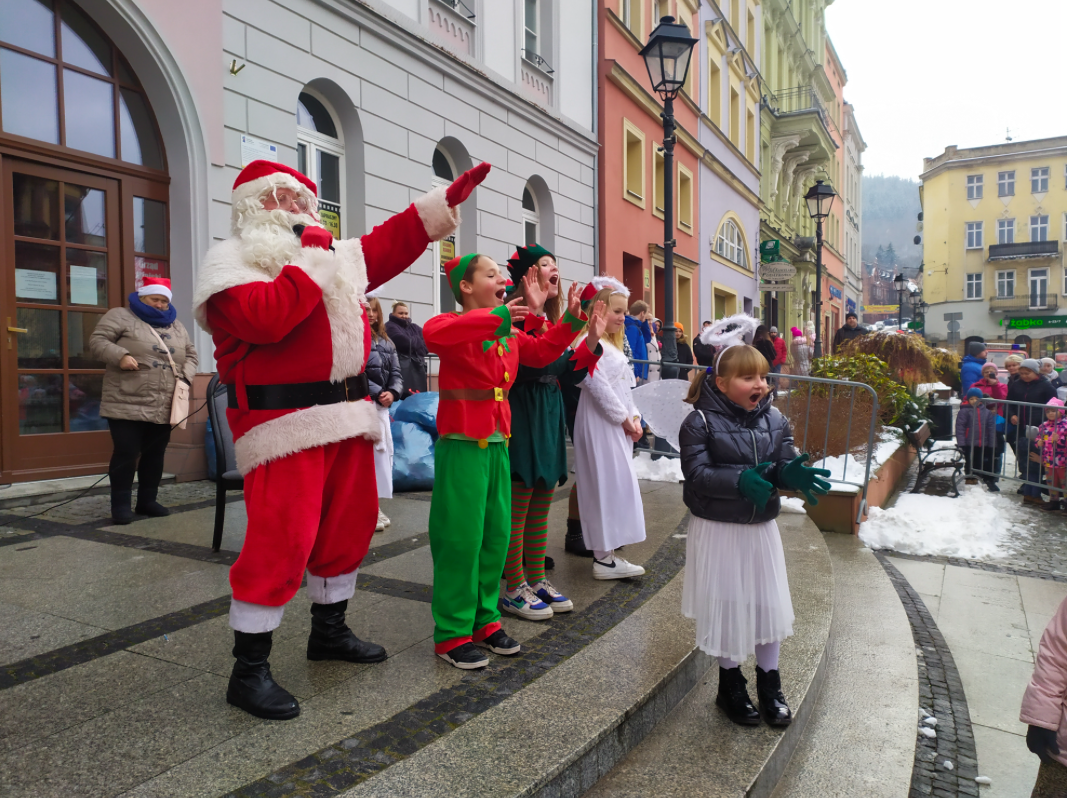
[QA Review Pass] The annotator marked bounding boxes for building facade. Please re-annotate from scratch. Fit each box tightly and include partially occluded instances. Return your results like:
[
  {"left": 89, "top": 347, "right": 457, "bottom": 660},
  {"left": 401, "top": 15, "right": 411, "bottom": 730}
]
[
  {"left": 842, "top": 99, "right": 865, "bottom": 318},
  {"left": 920, "top": 136, "right": 1067, "bottom": 356},
  {"left": 599, "top": 0, "right": 703, "bottom": 334},
  {"left": 757, "top": 0, "right": 837, "bottom": 344},
  {"left": 696, "top": 0, "right": 761, "bottom": 324},
  {"left": 0, "top": 0, "right": 597, "bottom": 482}
]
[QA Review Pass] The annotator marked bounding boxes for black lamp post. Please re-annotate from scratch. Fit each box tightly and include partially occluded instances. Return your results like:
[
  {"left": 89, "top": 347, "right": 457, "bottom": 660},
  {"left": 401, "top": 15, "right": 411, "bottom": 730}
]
[
  {"left": 640, "top": 16, "right": 697, "bottom": 367},
  {"left": 803, "top": 179, "right": 837, "bottom": 358},
  {"left": 893, "top": 273, "right": 906, "bottom": 330},
  {"left": 908, "top": 290, "right": 925, "bottom": 335}
]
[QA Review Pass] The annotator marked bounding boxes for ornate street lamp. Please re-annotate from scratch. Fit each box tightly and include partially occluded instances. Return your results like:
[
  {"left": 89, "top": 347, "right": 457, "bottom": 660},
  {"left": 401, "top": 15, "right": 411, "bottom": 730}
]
[
  {"left": 640, "top": 16, "right": 697, "bottom": 366},
  {"left": 803, "top": 179, "right": 837, "bottom": 358},
  {"left": 909, "top": 290, "right": 925, "bottom": 336},
  {"left": 893, "top": 273, "right": 906, "bottom": 330}
]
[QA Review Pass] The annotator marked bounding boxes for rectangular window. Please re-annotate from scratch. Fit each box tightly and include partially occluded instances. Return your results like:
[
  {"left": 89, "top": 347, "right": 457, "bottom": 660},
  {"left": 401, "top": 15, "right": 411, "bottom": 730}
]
[
  {"left": 996, "top": 270, "right": 1015, "bottom": 298},
  {"left": 707, "top": 57, "right": 721, "bottom": 126},
  {"left": 652, "top": 141, "right": 665, "bottom": 218},
  {"left": 1031, "top": 268, "right": 1049, "bottom": 308},
  {"left": 524, "top": 0, "right": 538, "bottom": 57},
  {"left": 1032, "top": 166, "right": 1049, "bottom": 194},
  {"left": 678, "top": 164, "right": 693, "bottom": 232},
  {"left": 966, "top": 174, "right": 983, "bottom": 200},
  {"left": 998, "top": 170, "right": 1015, "bottom": 197},
  {"left": 965, "top": 273, "right": 983, "bottom": 299},
  {"left": 1031, "top": 215, "right": 1049, "bottom": 242},
  {"left": 746, "top": 107, "right": 756, "bottom": 162},
  {"left": 965, "top": 221, "right": 983, "bottom": 249},
  {"left": 651, "top": 0, "right": 662, "bottom": 29},
  {"left": 729, "top": 85, "right": 740, "bottom": 146},
  {"left": 621, "top": 0, "right": 640, "bottom": 38},
  {"left": 731, "top": 0, "right": 740, "bottom": 25},
  {"left": 623, "top": 119, "right": 645, "bottom": 207},
  {"left": 747, "top": 8, "right": 756, "bottom": 53},
  {"left": 997, "top": 218, "right": 1014, "bottom": 244}
]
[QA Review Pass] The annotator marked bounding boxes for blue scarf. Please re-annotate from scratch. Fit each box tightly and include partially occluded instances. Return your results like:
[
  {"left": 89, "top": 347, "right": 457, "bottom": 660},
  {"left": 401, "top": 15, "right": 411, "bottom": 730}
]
[{"left": 128, "top": 293, "right": 177, "bottom": 327}]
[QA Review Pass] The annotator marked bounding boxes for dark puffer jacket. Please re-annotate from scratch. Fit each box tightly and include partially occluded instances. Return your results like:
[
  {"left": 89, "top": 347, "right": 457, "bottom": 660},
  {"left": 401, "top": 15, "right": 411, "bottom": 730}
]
[
  {"left": 366, "top": 335, "right": 403, "bottom": 405},
  {"left": 679, "top": 377, "right": 798, "bottom": 524}
]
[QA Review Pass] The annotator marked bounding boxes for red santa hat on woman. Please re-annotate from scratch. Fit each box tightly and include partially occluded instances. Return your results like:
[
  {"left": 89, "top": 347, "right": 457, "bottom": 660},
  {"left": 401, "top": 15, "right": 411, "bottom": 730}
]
[
  {"left": 231, "top": 160, "right": 318, "bottom": 206},
  {"left": 138, "top": 277, "right": 172, "bottom": 301}
]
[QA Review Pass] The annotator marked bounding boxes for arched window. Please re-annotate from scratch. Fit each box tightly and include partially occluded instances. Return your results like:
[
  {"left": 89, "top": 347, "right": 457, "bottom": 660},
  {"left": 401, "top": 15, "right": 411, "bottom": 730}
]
[
  {"left": 715, "top": 219, "right": 749, "bottom": 269},
  {"left": 296, "top": 90, "right": 344, "bottom": 238},
  {"left": 522, "top": 186, "right": 539, "bottom": 246},
  {"left": 431, "top": 146, "right": 458, "bottom": 313}
]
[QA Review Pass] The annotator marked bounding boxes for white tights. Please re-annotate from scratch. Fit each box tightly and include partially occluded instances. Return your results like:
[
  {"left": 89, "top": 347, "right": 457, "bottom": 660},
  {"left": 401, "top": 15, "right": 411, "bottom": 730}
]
[{"left": 719, "top": 641, "right": 780, "bottom": 672}]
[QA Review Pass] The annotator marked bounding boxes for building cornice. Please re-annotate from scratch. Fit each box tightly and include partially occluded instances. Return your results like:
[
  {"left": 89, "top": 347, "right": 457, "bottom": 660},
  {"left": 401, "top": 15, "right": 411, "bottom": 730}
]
[{"left": 921, "top": 139, "right": 1067, "bottom": 181}]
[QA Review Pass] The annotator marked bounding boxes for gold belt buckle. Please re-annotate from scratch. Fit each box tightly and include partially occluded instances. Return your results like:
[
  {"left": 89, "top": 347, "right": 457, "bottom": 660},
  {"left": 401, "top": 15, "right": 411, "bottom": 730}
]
[
  {"left": 494, "top": 387, "right": 503, "bottom": 401},
  {"left": 344, "top": 379, "right": 350, "bottom": 402}
]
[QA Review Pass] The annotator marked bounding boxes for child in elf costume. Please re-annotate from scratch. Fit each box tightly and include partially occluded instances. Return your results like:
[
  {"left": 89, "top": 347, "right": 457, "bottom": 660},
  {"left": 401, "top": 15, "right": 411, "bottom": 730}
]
[
  {"left": 501, "top": 245, "right": 603, "bottom": 621},
  {"left": 424, "top": 253, "right": 605, "bottom": 669}
]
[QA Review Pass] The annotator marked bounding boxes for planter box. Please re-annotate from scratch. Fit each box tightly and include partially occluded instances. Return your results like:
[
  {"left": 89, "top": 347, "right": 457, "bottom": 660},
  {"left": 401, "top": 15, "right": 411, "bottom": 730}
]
[{"left": 790, "top": 439, "right": 916, "bottom": 535}]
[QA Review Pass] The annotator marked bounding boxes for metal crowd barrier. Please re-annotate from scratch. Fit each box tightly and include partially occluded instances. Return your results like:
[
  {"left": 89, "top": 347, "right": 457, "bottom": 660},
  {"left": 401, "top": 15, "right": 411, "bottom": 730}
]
[{"left": 964, "top": 396, "right": 1066, "bottom": 493}]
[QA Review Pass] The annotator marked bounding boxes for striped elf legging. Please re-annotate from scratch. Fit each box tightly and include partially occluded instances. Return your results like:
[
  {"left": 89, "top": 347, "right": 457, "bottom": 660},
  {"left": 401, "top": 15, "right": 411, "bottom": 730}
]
[{"left": 503, "top": 482, "right": 554, "bottom": 591}]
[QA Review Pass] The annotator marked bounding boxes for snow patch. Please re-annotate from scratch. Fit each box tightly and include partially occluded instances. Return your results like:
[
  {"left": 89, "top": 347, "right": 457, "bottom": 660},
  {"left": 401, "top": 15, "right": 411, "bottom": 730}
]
[
  {"left": 917, "top": 382, "right": 951, "bottom": 397},
  {"left": 923, "top": 717, "right": 937, "bottom": 727},
  {"left": 780, "top": 497, "right": 808, "bottom": 514},
  {"left": 811, "top": 430, "right": 904, "bottom": 493},
  {"left": 860, "top": 483, "right": 1032, "bottom": 559},
  {"left": 919, "top": 727, "right": 937, "bottom": 738},
  {"left": 632, "top": 452, "right": 684, "bottom": 483},
  {"left": 975, "top": 776, "right": 992, "bottom": 786}
]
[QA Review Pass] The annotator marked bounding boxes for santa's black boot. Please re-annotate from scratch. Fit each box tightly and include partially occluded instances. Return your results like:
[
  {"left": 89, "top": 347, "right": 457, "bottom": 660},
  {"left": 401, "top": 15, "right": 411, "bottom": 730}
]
[
  {"left": 715, "top": 667, "right": 760, "bottom": 726},
  {"left": 755, "top": 666, "right": 793, "bottom": 727},
  {"left": 227, "top": 631, "right": 300, "bottom": 720},
  {"left": 565, "top": 518, "right": 594, "bottom": 558},
  {"left": 307, "top": 600, "right": 387, "bottom": 663}
]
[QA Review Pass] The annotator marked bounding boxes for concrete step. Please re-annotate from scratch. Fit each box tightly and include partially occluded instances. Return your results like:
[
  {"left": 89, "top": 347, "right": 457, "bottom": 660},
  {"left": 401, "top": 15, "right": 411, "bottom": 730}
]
[
  {"left": 770, "top": 534, "right": 918, "bottom": 797},
  {"left": 0, "top": 473, "right": 176, "bottom": 510},
  {"left": 582, "top": 510, "right": 835, "bottom": 798}
]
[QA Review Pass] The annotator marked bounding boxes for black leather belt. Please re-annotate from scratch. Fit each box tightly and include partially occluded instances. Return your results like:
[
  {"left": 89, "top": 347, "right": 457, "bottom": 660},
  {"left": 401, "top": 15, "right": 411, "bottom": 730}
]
[{"left": 227, "top": 374, "right": 370, "bottom": 410}]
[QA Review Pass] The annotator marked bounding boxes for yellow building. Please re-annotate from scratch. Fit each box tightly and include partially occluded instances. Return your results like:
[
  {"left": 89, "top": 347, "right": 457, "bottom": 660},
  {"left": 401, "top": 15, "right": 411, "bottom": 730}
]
[{"left": 920, "top": 136, "right": 1067, "bottom": 357}]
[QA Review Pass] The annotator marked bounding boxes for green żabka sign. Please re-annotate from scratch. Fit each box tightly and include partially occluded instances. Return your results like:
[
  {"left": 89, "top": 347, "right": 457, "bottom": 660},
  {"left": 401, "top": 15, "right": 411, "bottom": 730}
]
[{"left": 1001, "top": 316, "right": 1067, "bottom": 330}]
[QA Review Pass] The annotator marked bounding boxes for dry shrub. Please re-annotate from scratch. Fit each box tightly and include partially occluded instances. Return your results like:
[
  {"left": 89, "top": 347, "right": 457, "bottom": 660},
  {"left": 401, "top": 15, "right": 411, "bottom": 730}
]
[
  {"left": 838, "top": 332, "right": 944, "bottom": 389},
  {"left": 773, "top": 387, "right": 877, "bottom": 463}
]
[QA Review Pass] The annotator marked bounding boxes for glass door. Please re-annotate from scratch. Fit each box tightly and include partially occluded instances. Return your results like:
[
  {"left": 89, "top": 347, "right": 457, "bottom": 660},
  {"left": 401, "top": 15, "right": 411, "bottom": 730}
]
[
  {"left": 1, "top": 158, "right": 120, "bottom": 480},
  {"left": 1030, "top": 268, "right": 1049, "bottom": 310}
]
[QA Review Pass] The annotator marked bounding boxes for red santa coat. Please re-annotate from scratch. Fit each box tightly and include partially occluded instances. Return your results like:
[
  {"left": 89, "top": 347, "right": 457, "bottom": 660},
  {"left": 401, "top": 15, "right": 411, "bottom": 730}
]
[{"left": 193, "top": 188, "right": 458, "bottom": 475}]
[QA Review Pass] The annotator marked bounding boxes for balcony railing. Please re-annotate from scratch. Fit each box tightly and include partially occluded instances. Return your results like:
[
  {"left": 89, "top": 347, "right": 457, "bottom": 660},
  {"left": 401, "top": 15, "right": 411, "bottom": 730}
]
[
  {"left": 765, "top": 86, "right": 832, "bottom": 135},
  {"left": 988, "top": 294, "right": 1059, "bottom": 313},
  {"left": 521, "top": 49, "right": 555, "bottom": 75},
  {"left": 988, "top": 240, "right": 1061, "bottom": 260},
  {"left": 434, "top": 0, "right": 475, "bottom": 19}
]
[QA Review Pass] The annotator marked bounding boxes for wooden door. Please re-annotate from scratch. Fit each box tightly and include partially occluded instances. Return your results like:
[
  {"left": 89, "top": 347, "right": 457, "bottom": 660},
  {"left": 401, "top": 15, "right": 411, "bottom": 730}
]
[{"left": 0, "top": 158, "right": 121, "bottom": 481}]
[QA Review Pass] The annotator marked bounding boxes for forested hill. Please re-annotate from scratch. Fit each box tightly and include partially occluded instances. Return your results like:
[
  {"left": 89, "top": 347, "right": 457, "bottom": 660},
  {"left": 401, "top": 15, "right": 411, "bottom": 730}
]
[{"left": 862, "top": 174, "right": 923, "bottom": 271}]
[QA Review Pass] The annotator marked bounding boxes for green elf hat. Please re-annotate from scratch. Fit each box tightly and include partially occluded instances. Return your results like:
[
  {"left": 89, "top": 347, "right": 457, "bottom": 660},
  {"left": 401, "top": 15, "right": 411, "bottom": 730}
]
[
  {"left": 443, "top": 253, "right": 481, "bottom": 303},
  {"left": 506, "top": 244, "right": 554, "bottom": 288}
]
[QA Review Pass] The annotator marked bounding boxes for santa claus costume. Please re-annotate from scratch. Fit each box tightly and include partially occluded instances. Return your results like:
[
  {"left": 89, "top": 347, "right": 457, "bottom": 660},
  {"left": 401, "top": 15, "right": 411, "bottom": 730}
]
[{"left": 194, "top": 159, "right": 488, "bottom": 719}]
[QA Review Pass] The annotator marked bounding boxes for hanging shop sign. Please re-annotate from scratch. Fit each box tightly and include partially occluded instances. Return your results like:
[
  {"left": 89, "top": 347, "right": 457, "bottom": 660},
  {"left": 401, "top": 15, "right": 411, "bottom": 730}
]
[
  {"left": 846, "top": 298, "right": 857, "bottom": 314},
  {"left": 1000, "top": 316, "right": 1067, "bottom": 330},
  {"left": 760, "top": 261, "right": 797, "bottom": 281},
  {"left": 760, "top": 240, "right": 780, "bottom": 263},
  {"left": 828, "top": 285, "right": 843, "bottom": 300},
  {"left": 862, "top": 305, "right": 898, "bottom": 314}
]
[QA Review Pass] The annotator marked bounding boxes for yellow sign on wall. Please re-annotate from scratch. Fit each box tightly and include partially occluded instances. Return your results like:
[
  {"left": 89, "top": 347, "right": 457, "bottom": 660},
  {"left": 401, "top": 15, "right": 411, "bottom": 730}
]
[
  {"left": 318, "top": 201, "right": 341, "bottom": 239},
  {"left": 862, "top": 305, "right": 898, "bottom": 313},
  {"left": 440, "top": 238, "right": 455, "bottom": 265}
]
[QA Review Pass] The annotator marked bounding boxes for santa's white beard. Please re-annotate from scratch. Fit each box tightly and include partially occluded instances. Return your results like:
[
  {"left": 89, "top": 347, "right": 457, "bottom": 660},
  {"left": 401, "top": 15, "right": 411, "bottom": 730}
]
[{"left": 235, "top": 207, "right": 321, "bottom": 273}]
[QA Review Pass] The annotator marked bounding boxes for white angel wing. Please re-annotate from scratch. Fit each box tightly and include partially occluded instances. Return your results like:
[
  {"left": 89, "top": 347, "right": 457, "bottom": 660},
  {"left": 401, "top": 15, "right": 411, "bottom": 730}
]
[{"left": 632, "top": 380, "right": 692, "bottom": 453}]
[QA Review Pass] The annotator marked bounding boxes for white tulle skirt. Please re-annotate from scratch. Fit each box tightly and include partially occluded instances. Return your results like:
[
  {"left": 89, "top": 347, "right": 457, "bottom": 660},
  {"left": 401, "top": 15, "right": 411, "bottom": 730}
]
[
  {"left": 372, "top": 405, "right": 394, "bottom": 500},
  {"left": 681, "top": 515, "right": 795, "bottom": 661}
]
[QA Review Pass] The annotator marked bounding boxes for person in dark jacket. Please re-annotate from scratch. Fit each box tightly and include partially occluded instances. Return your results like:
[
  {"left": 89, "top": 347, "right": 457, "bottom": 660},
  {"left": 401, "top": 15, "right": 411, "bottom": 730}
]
[
  {"left": 678, "top": 342, "right": 830, "bottom": 729},
  {"left": 693, "top": 320, "right": 715, "bottom": 367},
  {"left": 1007, "top": 359, "right": 1059, "bottom": 505},
  {"left": 753, "top": 326, "right": 778, "bottom": 390},
  {"left": 960, "top": 341, "right": 988, "bottom": 393},
  {"left": 624, "top": 301, "right": 652, "bottom": 382},
  {"left": 831, "top": 312, "right": 865, "bottom": 353},
  {"left": 366, "top": 297, "right": 404, "bottom": 530},
  {"left": 956, "top": 388, "right": 998, "bottom": 490},
  {"left": 672, "top": 323, "right": 694, "bottom": 380},
  {"left": 384, "top": 302, "right": 428, "bottom": 396}
]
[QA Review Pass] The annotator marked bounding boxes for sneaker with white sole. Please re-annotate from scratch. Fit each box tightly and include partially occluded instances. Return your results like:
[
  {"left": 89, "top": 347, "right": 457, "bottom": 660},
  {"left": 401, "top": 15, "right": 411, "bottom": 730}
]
[
  {"left": 592, "top": 555, "right": 646, "bottom": 581},
  {"left": 437, "top": 642, "right": 489, "bottom": 669},
  {"left": 475, "top": 629, "right": 521, "bottom": 656},
  {"left": 375, "top": 508, "right": 390, "bottom": 532},
  {"left": 501, "top": 584, "right": 554, "bottom": 620},
  {"left": 531, "top": 579, "right": 573, "bottom": 612}
]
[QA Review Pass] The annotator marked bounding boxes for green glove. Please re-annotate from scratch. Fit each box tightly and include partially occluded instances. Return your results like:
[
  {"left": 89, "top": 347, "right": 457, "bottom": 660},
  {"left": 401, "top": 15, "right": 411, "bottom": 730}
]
[
  {"left": 738, "top": 462, "right": 775, "bottom": 512},
  {"left": 778, "top": 453, "right": 833, "bottom": 506}
]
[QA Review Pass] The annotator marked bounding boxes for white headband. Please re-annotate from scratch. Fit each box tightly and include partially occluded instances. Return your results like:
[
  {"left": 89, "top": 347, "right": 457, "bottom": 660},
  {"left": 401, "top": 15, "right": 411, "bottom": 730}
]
[
  {"left": 698, "top": 313, "right": 761, "bottom": 371},
  {"left": 590, "top": 275, "right": 630, "bottom": 297}
]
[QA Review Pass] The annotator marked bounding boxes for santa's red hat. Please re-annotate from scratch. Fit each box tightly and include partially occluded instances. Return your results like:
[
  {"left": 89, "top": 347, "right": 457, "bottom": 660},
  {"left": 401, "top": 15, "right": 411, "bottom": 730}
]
[
  {"left": 138, "top": 277, "right": 172, "bottom": 301},
  {"left": 232, "top": 160, "right": 317, "bottom": 206}
]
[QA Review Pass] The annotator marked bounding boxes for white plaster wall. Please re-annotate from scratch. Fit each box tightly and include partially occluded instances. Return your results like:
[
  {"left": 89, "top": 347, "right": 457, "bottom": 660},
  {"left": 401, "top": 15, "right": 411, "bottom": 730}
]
[
  {"left": 558, "top": 0, "right": 593, "bottom": 131},
  {"left": 482, "top": 0, "right": 516, "bottom": 82}
]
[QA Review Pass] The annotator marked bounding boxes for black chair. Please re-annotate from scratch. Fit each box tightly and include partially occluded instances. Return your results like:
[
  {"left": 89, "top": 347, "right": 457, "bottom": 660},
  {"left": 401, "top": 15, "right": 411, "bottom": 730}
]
[{"left": 207, "top": 374, "right": 244, "bottom": 552}]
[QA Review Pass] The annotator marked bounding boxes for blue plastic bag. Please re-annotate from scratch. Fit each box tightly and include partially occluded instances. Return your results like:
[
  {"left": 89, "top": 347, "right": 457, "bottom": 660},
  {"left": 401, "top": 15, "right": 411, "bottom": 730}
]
[
  {"left": 391, "top": 420, "right": 435, "bottom": 491},
  {"left": 393, "top": 391, "right": 439, "bottom": 434}
]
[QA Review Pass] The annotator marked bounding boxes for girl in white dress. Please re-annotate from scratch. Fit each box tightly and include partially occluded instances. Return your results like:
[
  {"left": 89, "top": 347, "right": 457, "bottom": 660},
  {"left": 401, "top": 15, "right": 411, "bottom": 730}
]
[
  {"left": 678, "top": 316, "right": 831, "bottom": 728},
  {"left": 573, "top": 279, "right": 647, "bottom": 580}
]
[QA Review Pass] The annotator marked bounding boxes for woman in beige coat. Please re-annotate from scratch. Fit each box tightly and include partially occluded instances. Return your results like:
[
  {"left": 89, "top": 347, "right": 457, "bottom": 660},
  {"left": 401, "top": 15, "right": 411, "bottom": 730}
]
[{"left": 89, "top": 278, "right": 197, "bottom": 524}]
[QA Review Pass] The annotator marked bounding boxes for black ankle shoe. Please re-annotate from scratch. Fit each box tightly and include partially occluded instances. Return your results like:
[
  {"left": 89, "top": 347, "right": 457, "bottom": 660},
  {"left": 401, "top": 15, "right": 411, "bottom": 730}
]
[
  {"left": 565, "top": 518, "right": 594, "bottom": 558},
  {"left": 755, "top": 666, "right": 793, "bottom": 727},
  {"left": 715, "top": 666, "right": 760, "bottom": 726},
  {"left": 476, "top": 629, "right": 520, "bottom": 656},
  {"left": 985, "top": 480, "right": 1000, "bottom": 492},
  {"left": 111, "top": 489, "right": 134, "bottom": 525},
  {"left": 134, "top": 499, "right": 170, "bottom": 517},
  {"left": 307, "top": 600, "right": 387, "bottom": 663},
  {"left": 437, "top": 641, "right": 489, "bottom": 670},
  {"left": 544, "top": 555, "right": 555, "bottom": 571},
  {"left": 227, "top": 631, "right": 300, "bottom": 720}
]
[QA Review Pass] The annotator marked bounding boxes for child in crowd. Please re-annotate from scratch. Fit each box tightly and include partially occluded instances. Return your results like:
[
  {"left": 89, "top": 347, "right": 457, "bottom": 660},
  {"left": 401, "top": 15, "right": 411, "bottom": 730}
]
[
  {"left": 678, "top": 315, "right": 831, "bottom": 727},
  {"left": 573, "top": 279, "right": 648, "bottom": 580},
  {"left": 502, "top": 245, "right": 603, "bottom": 621},
  {"left": 1037, "top": 398, "right": 1067, "bottom": 513},
  {"left": 956, "top": 387, "right": 998, "bottom": 491},
  {"left": 969, "top": 362, "right": 1007, "bottom": 486},
  {"left": 365, "top": 295, "right": 403, "bottom": 530},
  {"left": 423, "top": 253, "right": 603, "bottom": 669}
]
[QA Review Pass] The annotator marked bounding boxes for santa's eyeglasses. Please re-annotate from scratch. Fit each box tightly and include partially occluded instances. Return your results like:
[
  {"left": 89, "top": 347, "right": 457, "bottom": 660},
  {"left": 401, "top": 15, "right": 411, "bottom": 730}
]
[{"left": 261, "top": 188, "right": 312, "bottom": 214}]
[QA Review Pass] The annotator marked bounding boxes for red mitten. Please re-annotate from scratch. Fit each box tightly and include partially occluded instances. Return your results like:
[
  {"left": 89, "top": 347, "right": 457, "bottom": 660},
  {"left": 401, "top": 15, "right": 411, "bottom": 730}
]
[
  {"left": 300, "top": 226, "right": 335, "bottom": 250},
  {"left": 445, "top": 162, "right": 491, "bottom": 207}
]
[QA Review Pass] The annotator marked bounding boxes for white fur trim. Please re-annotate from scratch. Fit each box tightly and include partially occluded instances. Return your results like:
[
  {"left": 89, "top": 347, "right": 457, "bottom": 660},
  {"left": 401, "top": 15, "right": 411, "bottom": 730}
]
[
  {"left": 306, "top": 569, "right": 359, "bottom": 604},
  {"left": 591, "top": 275, "right": 629, "bottom": 297},
  {"left": 414, "top": 186, "right": 460, "bottom": 241},
  {"left": 193, "top": 238, "right": 274, "bottom": 333},
  {"left": 297, "top": 242, "right": 339, "bottom": 290},
  {"left": 232, "top": 173, "right": 306, "bottom": 208},
  {"left": 229, "top": 598, "right": 285, "bottom": 633},
  {"left": 234, "top": 400, "right": 381, "bottom": 475}
]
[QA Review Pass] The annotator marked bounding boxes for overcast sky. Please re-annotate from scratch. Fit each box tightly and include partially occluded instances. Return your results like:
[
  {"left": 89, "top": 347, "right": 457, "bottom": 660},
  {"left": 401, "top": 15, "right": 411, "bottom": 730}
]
[{"left": 824, "top": 1, "right": 1067, "bottom": 181}]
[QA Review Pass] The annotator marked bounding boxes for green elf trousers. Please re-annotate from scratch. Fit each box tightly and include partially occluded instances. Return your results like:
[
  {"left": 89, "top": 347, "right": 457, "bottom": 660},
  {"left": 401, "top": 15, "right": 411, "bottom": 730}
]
[{"left": 428, "top": 437, "right": 511, "bottom": 652}]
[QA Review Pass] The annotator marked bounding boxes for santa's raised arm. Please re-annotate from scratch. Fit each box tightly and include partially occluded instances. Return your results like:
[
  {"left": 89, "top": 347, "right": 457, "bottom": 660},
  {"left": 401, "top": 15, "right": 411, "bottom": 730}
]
[{"left": 193, "top": 159, "right": 488, "bottom": 722}]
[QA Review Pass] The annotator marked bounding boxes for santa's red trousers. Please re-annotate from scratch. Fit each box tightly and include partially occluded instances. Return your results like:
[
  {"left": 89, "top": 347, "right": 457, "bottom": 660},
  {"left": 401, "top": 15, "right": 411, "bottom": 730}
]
[{"left": 230, "top": 437, "right": 378, "bottom": 609}]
